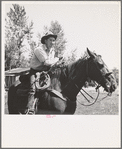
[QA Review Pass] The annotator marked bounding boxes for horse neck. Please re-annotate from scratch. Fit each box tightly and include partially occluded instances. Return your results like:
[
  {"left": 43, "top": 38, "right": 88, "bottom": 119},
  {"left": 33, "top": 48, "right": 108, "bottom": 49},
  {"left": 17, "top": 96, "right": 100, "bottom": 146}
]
[
  {"left": 61, "top": 58, "right": 88, "bottom": 101},
  {"left": 68, "top": 58, "right": 88, "bottom": 83}
]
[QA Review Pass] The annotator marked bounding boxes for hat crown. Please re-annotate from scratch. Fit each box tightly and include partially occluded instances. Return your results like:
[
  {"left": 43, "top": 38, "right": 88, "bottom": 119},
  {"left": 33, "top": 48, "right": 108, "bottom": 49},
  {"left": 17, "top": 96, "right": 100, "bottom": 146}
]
[{"left": 45, "top": 31, "right": 54, "bottom": 36}]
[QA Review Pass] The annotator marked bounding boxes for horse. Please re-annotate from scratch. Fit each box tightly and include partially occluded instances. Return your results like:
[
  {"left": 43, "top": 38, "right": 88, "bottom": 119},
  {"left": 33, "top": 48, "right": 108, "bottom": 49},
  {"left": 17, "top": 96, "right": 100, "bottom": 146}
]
[{"left": 7, "top": 48, "right": 117, "bottom": 114}]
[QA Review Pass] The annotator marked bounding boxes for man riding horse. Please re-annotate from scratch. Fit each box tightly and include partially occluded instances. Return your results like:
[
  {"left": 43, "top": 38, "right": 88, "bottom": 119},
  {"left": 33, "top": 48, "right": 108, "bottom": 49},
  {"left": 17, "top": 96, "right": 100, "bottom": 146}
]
[
  {"left": 8, "top": 31, "right": 117, "bottom": 114},
  {"left": 27, "top": 31, "right": 61, "bottom": 114}
]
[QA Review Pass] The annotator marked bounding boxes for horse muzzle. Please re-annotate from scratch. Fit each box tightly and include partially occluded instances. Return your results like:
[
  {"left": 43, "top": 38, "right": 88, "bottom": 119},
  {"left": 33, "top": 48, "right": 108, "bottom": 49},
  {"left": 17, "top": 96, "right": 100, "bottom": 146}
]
[
  {"left": 104, "top": 81, "right": 117, "bottom": 93},
  {"left": 110, "top": 82, "right": 117, "bottom": 92},
  {"left": 104, "top": 72, "right": 117, "bottom": 93}
]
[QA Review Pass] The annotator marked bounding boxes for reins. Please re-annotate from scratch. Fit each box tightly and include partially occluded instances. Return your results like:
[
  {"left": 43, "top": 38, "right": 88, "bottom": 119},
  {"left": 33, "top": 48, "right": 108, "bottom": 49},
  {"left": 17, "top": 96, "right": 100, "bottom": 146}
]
[
  {"left": 74, "top": 83, "right": 100, "bottom": 106},
  {"left": 71, "top": 57, "right": 100, "bottom": 106},
  {"left": 77, "top": 88, "right": 100, "bottom": 106},
  {"left": 73, "top": 57, "right": 110, "bottom": 106}
]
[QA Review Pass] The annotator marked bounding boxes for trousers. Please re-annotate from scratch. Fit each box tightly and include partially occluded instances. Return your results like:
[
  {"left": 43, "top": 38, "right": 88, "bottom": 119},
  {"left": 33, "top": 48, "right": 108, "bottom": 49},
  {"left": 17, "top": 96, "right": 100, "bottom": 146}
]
[{"left": 27, "top": 66, "right": 50, "bottom": 110}]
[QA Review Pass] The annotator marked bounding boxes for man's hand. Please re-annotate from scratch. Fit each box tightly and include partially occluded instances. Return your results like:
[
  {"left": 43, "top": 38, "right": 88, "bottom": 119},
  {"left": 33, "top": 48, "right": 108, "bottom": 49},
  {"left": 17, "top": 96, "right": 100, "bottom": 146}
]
[
  {"left": 57, "top": 61, "right": 65, "bottom": 68},
  {"left": 59, "top": 57, "right": 63, "bottom": 61}
]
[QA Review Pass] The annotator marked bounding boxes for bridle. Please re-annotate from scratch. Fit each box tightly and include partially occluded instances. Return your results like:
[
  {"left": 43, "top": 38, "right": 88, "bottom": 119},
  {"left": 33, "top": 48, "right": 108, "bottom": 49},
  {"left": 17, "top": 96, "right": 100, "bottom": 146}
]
[
  {"left": 72, "top": 56, "right": 112, "bottom": 106},
  {"left": 87, "top": 57, "right": 112, "bottom": 95}
]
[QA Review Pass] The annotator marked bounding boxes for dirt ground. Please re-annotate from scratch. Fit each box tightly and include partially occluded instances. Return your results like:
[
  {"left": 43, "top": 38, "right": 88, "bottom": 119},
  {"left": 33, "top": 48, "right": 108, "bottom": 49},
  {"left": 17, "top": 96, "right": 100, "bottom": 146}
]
[{"left": 4, "top": 86, "right": 119, "bottom": 115}]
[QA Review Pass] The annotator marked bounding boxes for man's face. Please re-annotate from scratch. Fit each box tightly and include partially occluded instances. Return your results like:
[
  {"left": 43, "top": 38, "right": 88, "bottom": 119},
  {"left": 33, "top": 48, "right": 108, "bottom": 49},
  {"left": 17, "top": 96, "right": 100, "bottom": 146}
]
[{"left": 45, "top": 37, "right": 55, "bottom": 49}]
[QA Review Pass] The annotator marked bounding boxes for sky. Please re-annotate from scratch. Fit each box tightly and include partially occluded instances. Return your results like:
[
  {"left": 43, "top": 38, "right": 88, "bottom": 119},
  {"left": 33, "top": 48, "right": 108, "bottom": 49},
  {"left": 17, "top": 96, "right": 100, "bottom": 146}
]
[{"left": 3, "top": 1, "right": 121, "bottom": 69}]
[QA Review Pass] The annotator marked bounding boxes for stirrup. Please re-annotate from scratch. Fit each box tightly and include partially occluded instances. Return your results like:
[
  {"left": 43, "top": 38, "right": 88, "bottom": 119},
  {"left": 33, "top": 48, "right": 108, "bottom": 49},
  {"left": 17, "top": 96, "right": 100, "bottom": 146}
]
[{"left": 25, "top": 109, "right": 35, "bottom": 115}]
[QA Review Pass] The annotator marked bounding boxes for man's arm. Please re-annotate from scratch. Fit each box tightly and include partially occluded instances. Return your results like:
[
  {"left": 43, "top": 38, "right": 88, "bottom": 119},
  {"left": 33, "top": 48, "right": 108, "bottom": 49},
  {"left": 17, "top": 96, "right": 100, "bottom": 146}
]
[
  {"left": 44, "top": 57, "right": 59, "bottom": 66},
  {"left": 34, "top": 48, "right": 59, "bottom": 66}
]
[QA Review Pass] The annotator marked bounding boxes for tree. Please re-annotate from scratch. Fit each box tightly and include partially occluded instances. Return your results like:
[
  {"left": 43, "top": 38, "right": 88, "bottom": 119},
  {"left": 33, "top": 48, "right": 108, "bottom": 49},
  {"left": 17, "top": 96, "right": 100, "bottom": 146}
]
[
  {"left": 50, "top": 21, "right": 67, "bottom": 57},
  {"left": 112, "top": 68, "right": 119, "bottom": 85},
  {"left": 5, "top": 4, "right": 33, "bottom": 70},
  {"left": 64, "top": 48, "right": 78, "bottom": 64}
]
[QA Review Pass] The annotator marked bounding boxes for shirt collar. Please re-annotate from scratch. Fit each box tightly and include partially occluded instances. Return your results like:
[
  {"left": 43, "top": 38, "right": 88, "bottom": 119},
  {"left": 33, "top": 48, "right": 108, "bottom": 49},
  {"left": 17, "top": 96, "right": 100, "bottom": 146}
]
[{"left": 42, "top": 44, "right": 54, "bottom": 53}]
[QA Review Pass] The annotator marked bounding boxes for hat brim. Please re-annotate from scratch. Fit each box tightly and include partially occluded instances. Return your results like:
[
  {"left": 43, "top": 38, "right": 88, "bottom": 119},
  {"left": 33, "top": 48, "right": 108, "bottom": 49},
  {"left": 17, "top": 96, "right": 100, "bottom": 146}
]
[{"left": 41, "top": 34, "right": 57, "bottom": 44}]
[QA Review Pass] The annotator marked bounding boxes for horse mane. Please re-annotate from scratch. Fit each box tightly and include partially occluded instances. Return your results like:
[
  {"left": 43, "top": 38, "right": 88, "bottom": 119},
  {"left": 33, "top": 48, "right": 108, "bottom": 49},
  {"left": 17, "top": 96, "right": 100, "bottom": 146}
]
[
  {"left": 66, "top": 55, "right": 88, "bottom": 78},
  {"left": 49, "top": 54, "right": 89, "bottom": 84}
]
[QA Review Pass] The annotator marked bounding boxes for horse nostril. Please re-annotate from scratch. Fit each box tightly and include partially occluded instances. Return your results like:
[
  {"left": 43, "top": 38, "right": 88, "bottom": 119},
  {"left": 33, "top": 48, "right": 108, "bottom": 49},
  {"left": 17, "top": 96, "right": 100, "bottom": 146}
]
[
  {"left": 114, "top": 84, "right": 117, "bottom": 89},
  {"left": 105, "top": 72, "right": 112, "bottom": 78},
  {"left": 111, "top": 84, "right": 117, "bottom": 91}
]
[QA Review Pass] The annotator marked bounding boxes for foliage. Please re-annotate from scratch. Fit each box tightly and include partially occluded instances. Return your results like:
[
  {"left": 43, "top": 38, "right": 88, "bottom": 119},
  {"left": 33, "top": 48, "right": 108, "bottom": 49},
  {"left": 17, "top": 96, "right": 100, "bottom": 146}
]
[
  {"left": 63, "top": 48, "right": 78, "bottom": 64},
  {"left": 19, "top": 54, "right": 30, "bottom": 68},
  {"left": 50, "top": 21, "right": 67, "bottom": 57},
  {"left": 5, "top": 4, "right": 33, "bottom": 70},
  {"left": 112, "top": 68, "right": 119, "bottom": 85}
]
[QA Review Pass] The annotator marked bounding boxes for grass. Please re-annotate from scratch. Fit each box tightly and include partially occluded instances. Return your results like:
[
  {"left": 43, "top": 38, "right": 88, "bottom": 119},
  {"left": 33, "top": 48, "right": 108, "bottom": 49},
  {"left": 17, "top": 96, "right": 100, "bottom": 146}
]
[{"left": 75, "top": 86, "right": 119, "bottom": 115}]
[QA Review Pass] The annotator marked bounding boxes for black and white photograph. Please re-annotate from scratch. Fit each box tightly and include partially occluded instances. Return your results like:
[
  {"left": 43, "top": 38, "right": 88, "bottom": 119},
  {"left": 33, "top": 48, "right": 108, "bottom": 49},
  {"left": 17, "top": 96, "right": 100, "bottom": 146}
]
[{"left": 2, "top": 1, "right": 121, "bottom": 148}]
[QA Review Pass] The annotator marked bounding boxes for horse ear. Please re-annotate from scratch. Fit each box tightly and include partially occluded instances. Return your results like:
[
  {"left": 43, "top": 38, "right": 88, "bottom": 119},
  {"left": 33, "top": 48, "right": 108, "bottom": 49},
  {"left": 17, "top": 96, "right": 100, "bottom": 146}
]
[{"left": 87, "top": 48, "right": 95, "bottom": 59}]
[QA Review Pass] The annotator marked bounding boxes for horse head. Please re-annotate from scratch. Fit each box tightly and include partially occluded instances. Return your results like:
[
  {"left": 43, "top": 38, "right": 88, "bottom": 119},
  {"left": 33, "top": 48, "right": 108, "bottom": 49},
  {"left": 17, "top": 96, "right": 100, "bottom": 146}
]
[{"left": 87, "top": 48, "right": 117, "bottom": 93}]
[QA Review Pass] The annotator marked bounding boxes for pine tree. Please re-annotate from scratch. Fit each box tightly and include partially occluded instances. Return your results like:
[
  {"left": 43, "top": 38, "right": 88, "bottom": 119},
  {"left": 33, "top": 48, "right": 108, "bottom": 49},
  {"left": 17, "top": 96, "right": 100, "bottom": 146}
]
[{"left": 5, "top": 4, "right": 33, "bottom": 70}]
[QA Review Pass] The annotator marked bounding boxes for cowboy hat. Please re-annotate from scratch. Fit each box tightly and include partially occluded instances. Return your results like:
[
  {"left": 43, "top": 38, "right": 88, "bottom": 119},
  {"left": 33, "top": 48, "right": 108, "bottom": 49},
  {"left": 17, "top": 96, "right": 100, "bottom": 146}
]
[{"left": 41, "top": 31, "right": 57, "bottom": 44}]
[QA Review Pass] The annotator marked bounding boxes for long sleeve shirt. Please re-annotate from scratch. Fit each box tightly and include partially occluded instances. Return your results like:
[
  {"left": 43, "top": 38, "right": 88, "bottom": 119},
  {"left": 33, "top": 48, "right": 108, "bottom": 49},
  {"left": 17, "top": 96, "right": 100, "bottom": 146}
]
[{"left": 30, "top": 45, "right": 59, "bottom": 71}]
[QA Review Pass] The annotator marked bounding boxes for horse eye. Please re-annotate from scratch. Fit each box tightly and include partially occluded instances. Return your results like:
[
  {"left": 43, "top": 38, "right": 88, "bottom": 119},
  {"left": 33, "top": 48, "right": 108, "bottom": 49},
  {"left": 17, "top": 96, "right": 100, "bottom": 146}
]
[
  {"left": 97, "top": 56, "right": 104, "bottom": 65},
  {"left": 97, "top": 63, "right": 104, "bottom": 69}
]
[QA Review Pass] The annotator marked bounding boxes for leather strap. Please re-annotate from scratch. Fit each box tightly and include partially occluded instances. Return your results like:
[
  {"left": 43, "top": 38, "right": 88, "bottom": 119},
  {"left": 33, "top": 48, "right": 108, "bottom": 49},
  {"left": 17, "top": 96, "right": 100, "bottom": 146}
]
[{"left": 47, "top": 89, "right": 67, "bottom": 102}]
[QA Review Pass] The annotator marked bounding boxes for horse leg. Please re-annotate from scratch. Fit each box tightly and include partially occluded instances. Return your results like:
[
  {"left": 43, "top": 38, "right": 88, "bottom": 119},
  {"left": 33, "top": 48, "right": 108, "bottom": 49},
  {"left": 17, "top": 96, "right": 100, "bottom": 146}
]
[
  {"left": 51, "top": 97, "right": 77, "bottom": 114},
  {"left": 51, "top": 96, "right": 67, "bottom": 114},
  {"left": 36, "top": 92, "right": 67, "bottom": 114},
  {"left": 65, "top": 100, "right": 77, "bottom": 114}
]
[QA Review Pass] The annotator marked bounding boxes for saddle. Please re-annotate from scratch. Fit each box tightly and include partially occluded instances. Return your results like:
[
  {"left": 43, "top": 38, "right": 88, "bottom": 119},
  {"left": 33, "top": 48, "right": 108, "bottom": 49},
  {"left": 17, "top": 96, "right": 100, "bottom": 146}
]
[{"left": 16, "top": 71, "right": 67, "bottom": 105}]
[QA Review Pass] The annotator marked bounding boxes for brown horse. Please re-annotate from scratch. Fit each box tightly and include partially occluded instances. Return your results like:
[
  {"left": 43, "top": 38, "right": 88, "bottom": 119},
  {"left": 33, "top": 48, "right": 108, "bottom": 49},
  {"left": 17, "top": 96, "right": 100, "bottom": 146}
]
[{"left": 8, "top": 49, "right": 117, "bottom": 114}]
